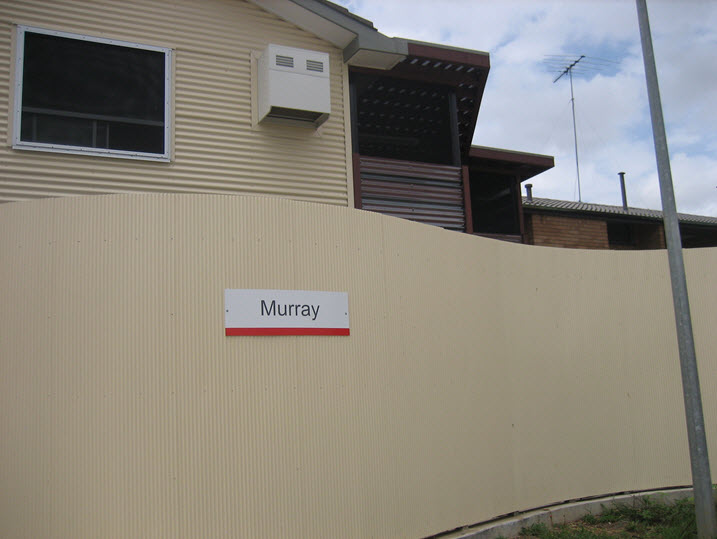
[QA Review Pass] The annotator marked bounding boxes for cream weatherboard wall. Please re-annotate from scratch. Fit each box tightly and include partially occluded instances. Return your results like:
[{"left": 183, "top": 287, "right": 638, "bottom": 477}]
[
  {"left": 0, "top": 0, "right": 352, "bottom": 205},
  {"left": 2, "top": 194, "right": 717, "bottom": 539}
]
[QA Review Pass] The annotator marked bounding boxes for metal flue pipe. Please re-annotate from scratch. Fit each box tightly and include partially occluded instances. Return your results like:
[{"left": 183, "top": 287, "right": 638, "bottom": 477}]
[{"left": 618, "top": 172, "right": 628, "bottom": 211}]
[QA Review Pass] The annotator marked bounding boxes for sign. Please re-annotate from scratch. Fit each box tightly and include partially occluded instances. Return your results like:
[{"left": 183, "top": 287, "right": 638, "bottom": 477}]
[{"left": 224, "top": 289, "right": 349, "bottom": 336}]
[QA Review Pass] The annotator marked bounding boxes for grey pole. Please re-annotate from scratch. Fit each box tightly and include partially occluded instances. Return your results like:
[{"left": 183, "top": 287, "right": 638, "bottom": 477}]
[
  {"left": 553, "top": 55, "right": 585, "bottom": 202},
  {"left": 636, "top": 2, "right": 717, "bottom": 537}
]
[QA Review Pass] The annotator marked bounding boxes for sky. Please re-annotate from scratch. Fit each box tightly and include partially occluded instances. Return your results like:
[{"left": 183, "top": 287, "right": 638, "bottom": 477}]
[{"left": 335, "top": 0, "right": 717, "bottom": 217}]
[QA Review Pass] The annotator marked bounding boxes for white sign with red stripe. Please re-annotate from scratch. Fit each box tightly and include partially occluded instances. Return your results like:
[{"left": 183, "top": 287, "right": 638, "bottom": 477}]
[{"left": 224, "top": 289, "right": 350, "bottom": 336}]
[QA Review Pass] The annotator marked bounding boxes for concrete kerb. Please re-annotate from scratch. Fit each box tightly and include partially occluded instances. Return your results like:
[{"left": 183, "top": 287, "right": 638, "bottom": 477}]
[{"left": 439, "top": 487, "right": 695, "bottom": 539}]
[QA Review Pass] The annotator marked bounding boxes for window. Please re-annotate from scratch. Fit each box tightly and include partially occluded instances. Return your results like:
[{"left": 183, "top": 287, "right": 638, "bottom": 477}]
[
  {"left": 607, "top": 222, "right": 635, "bottom": 247},
  {"left": 13, "top": 26, "right": 171, "bottom": 161}
]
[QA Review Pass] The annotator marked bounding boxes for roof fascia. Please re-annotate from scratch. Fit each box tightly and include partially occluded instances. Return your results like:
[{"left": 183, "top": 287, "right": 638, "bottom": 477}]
[
  {"left": 522, "top": 204, "right": 668, "bottom": 226},
  {"left": 248, "top": 0, "right": 408, "bottom": 70},
  {"left": 470, "top": 146, "right": 554, "bottom": 167},
  {"left": 469, "top": 146, "right": 555, "bottom": 180},
  {"left": 522, "top": 198, "right": 717, "bottom": 226},
  {"left": 343, "top": 35, "right": 408, "bottom": 70},
  {"left": 407, "top": 41, "right": 490, "bottom": 69}
]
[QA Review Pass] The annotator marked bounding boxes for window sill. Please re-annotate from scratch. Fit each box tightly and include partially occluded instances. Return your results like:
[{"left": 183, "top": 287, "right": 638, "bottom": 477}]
[{"left": 12, "top": 142, "right": 171, "bottom": 163}]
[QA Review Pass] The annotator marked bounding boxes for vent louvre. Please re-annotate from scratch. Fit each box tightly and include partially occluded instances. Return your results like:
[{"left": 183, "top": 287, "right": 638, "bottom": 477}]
[
  {"left": 306, "top": 60, "right": 324, "bottom": 73},
  {"left": 266, "top": 106, "right": 325, "bottom": 123},
  {"left": 275, "top": 55, "right": 294, "bottom": 68}
]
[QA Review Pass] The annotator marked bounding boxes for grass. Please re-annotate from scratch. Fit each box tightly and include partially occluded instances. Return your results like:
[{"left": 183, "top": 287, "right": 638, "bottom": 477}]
[{"left": 511, "top": 496, "right": 715, "bottom": 539}]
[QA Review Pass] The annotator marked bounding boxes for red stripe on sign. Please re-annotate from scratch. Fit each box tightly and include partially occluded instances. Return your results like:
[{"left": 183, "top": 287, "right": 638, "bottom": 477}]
[{"left": 226, "top": 327, "right": 350, "bottom": 336}]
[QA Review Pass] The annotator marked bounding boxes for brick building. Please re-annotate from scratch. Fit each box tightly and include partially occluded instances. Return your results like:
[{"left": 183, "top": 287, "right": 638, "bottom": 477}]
[{"left": 522, "top": 196, "right": 717, "bottom": 249}]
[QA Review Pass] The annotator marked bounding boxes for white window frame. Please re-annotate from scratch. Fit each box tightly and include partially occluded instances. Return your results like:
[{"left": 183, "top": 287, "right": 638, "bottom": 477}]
[{"left": 13, "top": 25, "right": 172, "bottom": 162}]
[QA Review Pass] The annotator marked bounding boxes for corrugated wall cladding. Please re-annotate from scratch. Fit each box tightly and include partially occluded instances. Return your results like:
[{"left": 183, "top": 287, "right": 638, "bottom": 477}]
[
  {"left": 0, "top": 0, "right": 351, "bottom": 205},
  {"left": 2, "top": 194, "right": 717, "bottom": 538}
]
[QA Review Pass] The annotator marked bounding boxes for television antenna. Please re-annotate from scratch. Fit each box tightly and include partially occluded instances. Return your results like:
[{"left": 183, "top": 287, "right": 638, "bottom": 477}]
[{"left": 544, "top": 55, "right": 615, "bottom": 202}]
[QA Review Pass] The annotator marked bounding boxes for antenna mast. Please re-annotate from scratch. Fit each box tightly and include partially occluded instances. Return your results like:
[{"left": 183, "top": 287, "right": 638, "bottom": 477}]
[{"left": 554, "top": 55, "right": 585, "bottom": 202}]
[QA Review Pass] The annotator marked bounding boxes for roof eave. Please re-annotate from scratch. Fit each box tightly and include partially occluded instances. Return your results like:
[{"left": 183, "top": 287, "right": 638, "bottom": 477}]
[
  {"left": 522, "top": 197, "right": 717, "bottom": 226},
  {"left": 248, "top": 0, "right": 408, "bottom": 70},
  {"left": 469, "top": 146, "right": 555, "bottom": 181},
  {"left": 250, "top": 0, "right": 490, "bottom": 72},
  {"left": 407, "top": 40, "right": 490, "bottom": 69},
  {"left": 344, "top": 36, "right": 409, "bottom": 70}
]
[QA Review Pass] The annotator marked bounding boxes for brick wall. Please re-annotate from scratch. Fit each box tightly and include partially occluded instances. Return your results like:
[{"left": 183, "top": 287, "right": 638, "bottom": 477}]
[{"left": 526, "top": 213, "right": 609, "bottom": 249}]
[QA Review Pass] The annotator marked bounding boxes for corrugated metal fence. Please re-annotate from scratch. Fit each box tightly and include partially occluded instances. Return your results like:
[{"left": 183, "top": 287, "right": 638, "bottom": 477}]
[{"left": 2, "top": 194, "right": 716, "bottom": 538}]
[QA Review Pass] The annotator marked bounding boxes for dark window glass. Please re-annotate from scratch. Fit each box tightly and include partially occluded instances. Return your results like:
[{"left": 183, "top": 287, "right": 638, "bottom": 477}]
[
  {"left": 470, "top": 173, "right": 519, "bottom": 234},
  {"left": 607, "top": 222, "right": 634, "bottom": 246},
  {"left": 20, "top": 31, "right": 166, "bottom": 155}
]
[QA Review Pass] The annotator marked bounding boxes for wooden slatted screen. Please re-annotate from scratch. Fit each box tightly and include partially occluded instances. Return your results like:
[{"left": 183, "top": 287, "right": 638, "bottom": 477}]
[{"left": 359, "top": 156, "right": 465, "bottom": 231}]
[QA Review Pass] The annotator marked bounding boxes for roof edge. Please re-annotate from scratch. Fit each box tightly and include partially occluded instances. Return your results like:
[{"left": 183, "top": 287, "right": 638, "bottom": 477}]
[
  {"left": 522, "top": 197, "right": 717, "bottom": 226},
  {"left": 407, "top": 40, "right": 490, "bottom": 69},
  {"left": 249, "top": 0, "right": 407, "bottom": 69},
  {"left": 469, "top": 146, "right": 555, "bottom": 181},
  {"left": 249, "top": 0, "right": 492, "bottom": 72},
  {"left": 470, "top": 146, "right": 554, "bottom": 164}
]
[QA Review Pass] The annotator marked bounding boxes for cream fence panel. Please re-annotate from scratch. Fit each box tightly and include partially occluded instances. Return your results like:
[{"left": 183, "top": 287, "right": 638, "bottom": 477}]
[{"left": 1, "top": 194, "right": 715, "bottom": 538}]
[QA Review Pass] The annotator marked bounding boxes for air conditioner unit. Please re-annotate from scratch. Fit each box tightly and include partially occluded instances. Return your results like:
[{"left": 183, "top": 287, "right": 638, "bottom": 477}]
[{"left": 258, "top": 44, "right": 331, "bottom": 127}]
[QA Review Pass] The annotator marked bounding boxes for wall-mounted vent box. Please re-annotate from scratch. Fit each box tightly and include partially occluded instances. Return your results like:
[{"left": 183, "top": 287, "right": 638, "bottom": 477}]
[{"left": 258, "top": 44, "right": 331, "bottom": 127}]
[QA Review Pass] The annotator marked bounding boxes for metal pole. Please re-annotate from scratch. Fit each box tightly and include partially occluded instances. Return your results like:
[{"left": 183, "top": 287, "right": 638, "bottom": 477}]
[
  {"left": 569, "top": 69, "right": 582, "bottom": 202},
  {"left": 553, "top": 56, "right": 585, "bottom": 202},
  {"left": 636, "top": 2, "right": 717, "bottom": 537}
]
